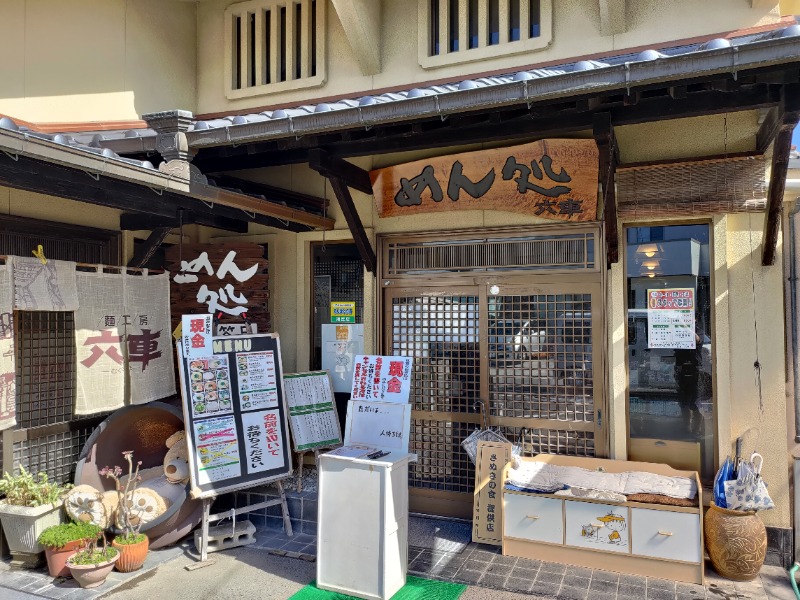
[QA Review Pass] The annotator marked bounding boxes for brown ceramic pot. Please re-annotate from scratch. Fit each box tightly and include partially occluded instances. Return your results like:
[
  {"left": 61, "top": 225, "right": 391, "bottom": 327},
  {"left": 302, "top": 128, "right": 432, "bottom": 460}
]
[
  {"left": 43, "top": 539, "right": 87, "bottom": 577},
  {"left": 67, "top": 552, "right": 119, "bottom": 588},
  {"left": 704, "top": 502, "right": 767, "bottom": 581},
  {"left": 112, "top": 534, "right": 149, "bottom": 573}
]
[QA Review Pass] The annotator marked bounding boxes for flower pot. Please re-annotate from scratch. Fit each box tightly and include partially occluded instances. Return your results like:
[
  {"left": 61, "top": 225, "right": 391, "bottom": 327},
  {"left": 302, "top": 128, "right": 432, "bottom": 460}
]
[
  {"left": 44, "top": 539, "right": 88, "bottom": 577},
  {"left": 112, "top": 535, "right": 149, "bottom": 572},
  {"left": 67, "top": 552, "right": 119, "bottom": 589},
  {"left": 704, "top": 502, "right": 767, "bottom": 581},
  {"left": 0, "top": 501, "right": 63, "bottom": 568}
]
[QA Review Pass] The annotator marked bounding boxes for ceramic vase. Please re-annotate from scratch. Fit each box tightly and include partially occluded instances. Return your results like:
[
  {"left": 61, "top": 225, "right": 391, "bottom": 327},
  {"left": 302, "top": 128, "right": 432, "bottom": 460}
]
[
  {"left": 704, "top": 502, "right": 767, "bottom": 581},
  {"left": 112, "top": 534, "right": 149, "bottom": 572}
]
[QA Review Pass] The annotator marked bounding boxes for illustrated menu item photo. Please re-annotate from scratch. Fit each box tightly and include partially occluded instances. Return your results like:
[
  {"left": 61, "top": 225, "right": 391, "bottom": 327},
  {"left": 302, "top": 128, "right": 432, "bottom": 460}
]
[{"left": 189, "top": 357, "right": 233, "bottom": 418}]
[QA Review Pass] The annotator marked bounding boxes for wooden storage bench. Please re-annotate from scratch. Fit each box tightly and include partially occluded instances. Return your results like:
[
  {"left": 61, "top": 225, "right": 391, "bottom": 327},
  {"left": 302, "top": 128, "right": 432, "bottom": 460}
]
[{"left": 501, "top": 454, "right": 704, "bottom": 585}]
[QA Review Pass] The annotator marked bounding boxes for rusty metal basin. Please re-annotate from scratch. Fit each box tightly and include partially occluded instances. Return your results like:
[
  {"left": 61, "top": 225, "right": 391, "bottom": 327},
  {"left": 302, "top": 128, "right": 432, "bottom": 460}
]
[{"left": 75, "top": 402, "right": 202, "bottom": 549}]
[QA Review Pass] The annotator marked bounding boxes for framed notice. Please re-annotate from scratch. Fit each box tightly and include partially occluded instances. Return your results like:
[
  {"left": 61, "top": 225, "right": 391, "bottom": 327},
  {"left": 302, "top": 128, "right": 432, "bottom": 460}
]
[
  {"left": 647, "top": 288, "right": 695, "bottom": 349},
  {"left": 344, "top": 400, "right": 411, "bottom": 452},
  {"left": 351, "top": 355, "right": 413, "bottom": 403},
  {"left": 177, "top": 333, "right": 292, "bottom": 498},
  {"left": 283, "top": 371, "right": 342, "bottom": 452}
]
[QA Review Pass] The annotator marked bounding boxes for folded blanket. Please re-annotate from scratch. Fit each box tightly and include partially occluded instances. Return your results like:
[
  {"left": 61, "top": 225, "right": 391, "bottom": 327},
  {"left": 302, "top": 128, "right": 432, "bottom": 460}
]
[
  {"left": 555, "top": 487, "right": 627, "bottom": 503},
  {"left": 506, "top": 460, "right": 697, "bottom": 500}
]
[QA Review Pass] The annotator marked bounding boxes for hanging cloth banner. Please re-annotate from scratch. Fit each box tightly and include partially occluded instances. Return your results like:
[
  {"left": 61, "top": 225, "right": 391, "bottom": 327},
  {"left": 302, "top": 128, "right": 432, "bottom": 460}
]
[
  {"left": 0, "top": 265, "right": 16, "bottom": 431},
  {"left": 74, "top": 270, "right": 126, "bottom": 416},
  {"left": 124, "top": 271, "right": 176, "bottom": 404},
  {"left": 11, "top": 256, "right": 79, "bottom": 311}
]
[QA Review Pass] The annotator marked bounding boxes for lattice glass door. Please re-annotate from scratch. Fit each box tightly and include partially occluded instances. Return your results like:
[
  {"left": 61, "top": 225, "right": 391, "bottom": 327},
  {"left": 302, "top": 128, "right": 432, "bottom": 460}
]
[{"left": 384, "top": 280, "right": 605, "bottom": 518}]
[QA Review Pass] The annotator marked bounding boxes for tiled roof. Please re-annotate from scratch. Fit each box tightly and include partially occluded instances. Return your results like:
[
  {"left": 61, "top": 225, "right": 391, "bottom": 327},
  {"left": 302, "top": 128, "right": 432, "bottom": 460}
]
[{"left": 4, "top": 23, "right": 800, "bottom": 159}]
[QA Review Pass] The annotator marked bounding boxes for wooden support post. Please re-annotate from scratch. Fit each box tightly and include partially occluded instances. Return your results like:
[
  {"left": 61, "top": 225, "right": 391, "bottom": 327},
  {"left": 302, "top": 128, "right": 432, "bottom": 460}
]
[
  {"left": 763, "top": 84, "right": 800, "bottom": 266},
  {"left": 128, "top": 227, "right": 171, "bottom": 268},
  {"left": 593, "top": 112, "right": 620, "bottom": 267},
  {"left": 328, "top": 175, "right": 377, "bottom": 274}
]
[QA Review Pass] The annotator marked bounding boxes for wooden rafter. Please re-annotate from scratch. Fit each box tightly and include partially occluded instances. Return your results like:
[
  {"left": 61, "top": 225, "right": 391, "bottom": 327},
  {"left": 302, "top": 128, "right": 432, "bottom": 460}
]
[
  {"left": 593, "top": 112, "right": 620, "bottom": 267},
  {"left": 763, "top": 84, "right": 800, "bottom": 266},
  {"left": 120, "top": 211, "right": 248, "bottom": 234},
  {"left": 308, "top": 149, "right": 377, "bottom": 274},
  {"left": 128, "top": 227, "right": 172, "bottom": 268}
]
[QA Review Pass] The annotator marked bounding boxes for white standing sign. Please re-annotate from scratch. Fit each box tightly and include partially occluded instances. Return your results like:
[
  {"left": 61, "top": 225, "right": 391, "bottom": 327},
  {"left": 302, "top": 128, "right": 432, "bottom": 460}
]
[
  {"left": 350, "top": 355, "right": 413, "bottom": 403},
  {"left": 344, "top": 400, "right": 412, "bottom": 452},
  {"left": 647, "top": 288, "right": 696, "bottom": 349}
]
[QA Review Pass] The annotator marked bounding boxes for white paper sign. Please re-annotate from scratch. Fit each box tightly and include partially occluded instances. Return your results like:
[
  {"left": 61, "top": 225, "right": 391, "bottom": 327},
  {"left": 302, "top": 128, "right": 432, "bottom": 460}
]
[
  {"left": 241, "top": 409, "right": 286, "bottom": 474},
  {"left": 647, "top": 288, "right": 696, "bottom": 349},
  {"left": 350, "top": 355, "right": 413, "bottom": 403},
  {"left": 283, "top": 372, "right": 342, "bottom": 452},
  {"left": 182, "top": 314, "right": 214, "bottom": 358},
  {"left": 322, "top": 324, "right": 364, "bottom": 393},
  {"left": 344, "top": 400, "right": 411, "bottom": 452}
]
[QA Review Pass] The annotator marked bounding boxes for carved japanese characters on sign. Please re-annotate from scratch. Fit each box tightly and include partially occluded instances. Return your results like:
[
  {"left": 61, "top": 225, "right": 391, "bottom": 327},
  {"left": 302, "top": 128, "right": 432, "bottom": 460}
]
[
  {"left": 371, "top": 139, "right": 599, "bottom": 221},
  {"left": 166, "top": 243, "right": 270, "bottom": 333}
]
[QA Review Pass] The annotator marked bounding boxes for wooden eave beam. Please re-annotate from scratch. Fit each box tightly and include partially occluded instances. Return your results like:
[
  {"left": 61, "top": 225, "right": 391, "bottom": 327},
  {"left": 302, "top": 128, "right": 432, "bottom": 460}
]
[
  {"left": 120, "top": 211, "right": 248, "bottom": 234},
  {"left": 756, "top": 106, "right": 781, "bottom": 154},
  {"left": 593, "top": 112, "right": 620, "bottom": 267},
  {"left": 128, "top": 227, "right": 171, "bottom": 268},
  {"left": 0, "top": 152, "right": 312, "bottom": 233},
  {"left": 206, "top": 174, "right": 329, "bottom": 213},
  {"left": 762, "top": 84, "right": 800, "bottom": 266},
  {"left": 327, "top": 175, "right": 376, "bottom": 275},
  {"left": 308, "top": 149, "right": 373, "bottom": 195}
]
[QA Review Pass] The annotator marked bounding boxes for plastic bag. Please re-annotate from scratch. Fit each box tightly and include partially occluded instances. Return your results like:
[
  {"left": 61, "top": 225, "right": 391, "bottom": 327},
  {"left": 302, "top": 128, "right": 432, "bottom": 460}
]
[
  {"left": 724, "top": 453, "right": 775, "bottom": 511},
  {"left": 713, "top": 456, "right": 735, "bottom": 508}
]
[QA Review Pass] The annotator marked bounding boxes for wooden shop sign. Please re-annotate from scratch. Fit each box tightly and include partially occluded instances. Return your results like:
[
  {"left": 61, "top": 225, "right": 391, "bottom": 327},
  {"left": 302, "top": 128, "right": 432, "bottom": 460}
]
[
  {"left": 165, "top": 243, "right": 269, "bottom": 332},
  {"left": 371, "top": 139, "right": 599, "bottom": 221},
  {"left": 473, "top": 440, "right": 513, "bottom": 546}
]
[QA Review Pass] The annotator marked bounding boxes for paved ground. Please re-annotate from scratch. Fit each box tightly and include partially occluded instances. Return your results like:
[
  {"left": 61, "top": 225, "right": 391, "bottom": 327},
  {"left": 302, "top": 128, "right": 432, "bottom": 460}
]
[{"left": 1, "top": 526, "right": 797, "bottom": 599}]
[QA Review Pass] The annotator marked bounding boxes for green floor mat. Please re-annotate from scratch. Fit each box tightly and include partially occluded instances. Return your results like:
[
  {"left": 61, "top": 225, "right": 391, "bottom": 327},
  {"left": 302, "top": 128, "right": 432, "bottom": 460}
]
[{"left": 289, "top": 576, "right": 466, "bottom": 600}]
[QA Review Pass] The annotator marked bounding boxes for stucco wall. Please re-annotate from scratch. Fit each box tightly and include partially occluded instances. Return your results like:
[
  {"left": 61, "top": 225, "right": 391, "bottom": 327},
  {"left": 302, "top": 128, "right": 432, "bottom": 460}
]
[
  {"left": 0, "top": 0, "right": 197, "bottom": 123},
  {"left": 195, "top": 0, "right": 780, "bottom": 115}
]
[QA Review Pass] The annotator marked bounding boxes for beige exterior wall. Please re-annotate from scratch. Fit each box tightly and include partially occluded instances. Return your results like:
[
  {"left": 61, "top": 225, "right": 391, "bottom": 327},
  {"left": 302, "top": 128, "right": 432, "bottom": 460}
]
[
  {"left": 195, "top": 0, "right": 781, "bottom": 115},
  {"left": 0, "top": 0, "right": 197, "bottom": 123}
]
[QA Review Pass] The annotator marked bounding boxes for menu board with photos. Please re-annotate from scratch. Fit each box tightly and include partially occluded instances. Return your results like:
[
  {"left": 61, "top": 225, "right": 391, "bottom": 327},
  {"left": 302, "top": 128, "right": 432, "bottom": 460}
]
[{"left": 177, "top": 333, "right": 292, "bottom": 498}]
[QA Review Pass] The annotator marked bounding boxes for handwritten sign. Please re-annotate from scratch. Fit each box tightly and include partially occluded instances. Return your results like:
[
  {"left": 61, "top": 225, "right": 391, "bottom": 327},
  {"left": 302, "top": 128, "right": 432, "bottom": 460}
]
[
  {"left": 647, "top": 288, "right": 695, "bottom": 349},
  {"left": 182, "top": 314, "right": 213, "bottom": 359},
  {"left": 351, "top": 355, "right": 413, "bottom": 403},
  {"left": 371, "top": 139, "right": 598, "bottom": 221},
  {"left": 344, "top": 400, "right": 411, "bottom": 452},
  {"left": 177, "top": 333, "right": 292, "bottom": 498},
  {"left": 283, "top": 371, "right": 342, "bottom": 452},
  {"left": 473, "top": 441, "right": 512, "bottom": 545}
]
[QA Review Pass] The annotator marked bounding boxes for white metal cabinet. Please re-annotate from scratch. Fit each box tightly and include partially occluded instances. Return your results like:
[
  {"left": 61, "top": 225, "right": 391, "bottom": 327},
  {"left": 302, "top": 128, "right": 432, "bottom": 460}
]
[
  {"left": 630, "top": 507, "right": 701, "bottom": 563},
  {"left": 317, "top": 452, "right": 414, "bottom": 600},
  {"left": 503, "top": 493, "right": 563, "bottom": 544}
]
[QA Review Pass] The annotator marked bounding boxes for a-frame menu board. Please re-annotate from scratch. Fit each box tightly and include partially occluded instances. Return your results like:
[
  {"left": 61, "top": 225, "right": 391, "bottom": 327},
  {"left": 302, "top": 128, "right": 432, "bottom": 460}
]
[{"left": 177, "top": 333, "right": 292, "bottom": 498}]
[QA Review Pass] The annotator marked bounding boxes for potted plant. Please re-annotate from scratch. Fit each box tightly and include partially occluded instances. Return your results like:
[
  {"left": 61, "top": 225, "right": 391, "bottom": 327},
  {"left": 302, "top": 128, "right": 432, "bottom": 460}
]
[
  {"left": 101, "top": 450, "right": 150, "bottom": 572},
  {"left": 66, "top": 533, "right": 119, "bottom": 588},
  {"left": 0, "top": 466, "right": 71, "bottom": 567},
  {"left": 38, "top": 520, "right": 102, "bottom": 577}
]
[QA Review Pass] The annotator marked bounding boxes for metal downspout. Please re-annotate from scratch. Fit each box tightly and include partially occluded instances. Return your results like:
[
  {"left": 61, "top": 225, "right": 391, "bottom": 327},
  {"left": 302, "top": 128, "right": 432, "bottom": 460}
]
[{"left": 788, "top": 181, "right": 800, "bottom": 567}]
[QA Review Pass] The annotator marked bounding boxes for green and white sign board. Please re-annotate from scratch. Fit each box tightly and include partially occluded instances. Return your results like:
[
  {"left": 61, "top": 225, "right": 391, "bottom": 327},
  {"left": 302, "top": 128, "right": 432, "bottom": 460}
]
[
  {"left": 330, "top": 301, "right": 356, "bottom": 323},
  {"left": 282, "top": 371, "right": 342, "bottom": 452}
]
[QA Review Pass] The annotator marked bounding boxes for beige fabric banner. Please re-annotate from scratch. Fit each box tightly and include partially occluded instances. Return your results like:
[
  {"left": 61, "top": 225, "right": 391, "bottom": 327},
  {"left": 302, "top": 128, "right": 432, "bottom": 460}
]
[
  {"left": 0, "top": 265, "right": 16, "bottom": 431},
  {"left": 124, "top": 271, "right": 175, "bottom": 405},
  {"left": 74, "top": 271, "right": 126, "bottom": 416},
  {"left": 12, "top": 256, "right": 79, "bottom": 311}
]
